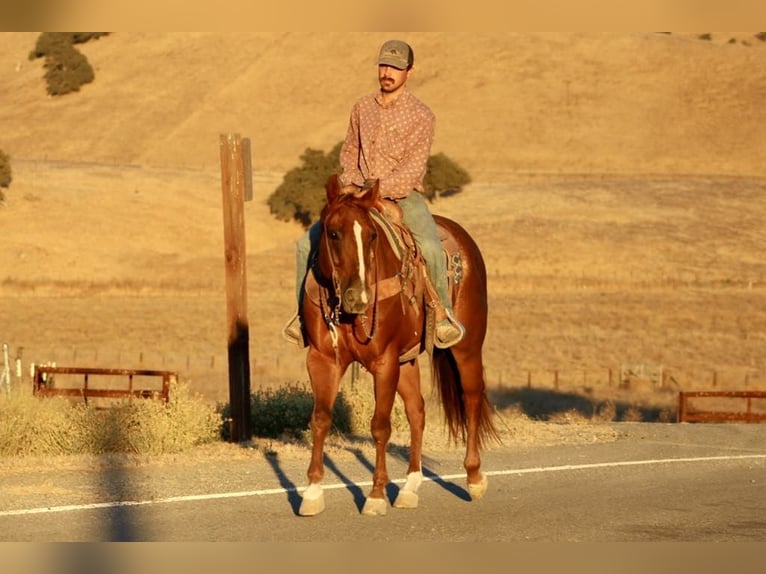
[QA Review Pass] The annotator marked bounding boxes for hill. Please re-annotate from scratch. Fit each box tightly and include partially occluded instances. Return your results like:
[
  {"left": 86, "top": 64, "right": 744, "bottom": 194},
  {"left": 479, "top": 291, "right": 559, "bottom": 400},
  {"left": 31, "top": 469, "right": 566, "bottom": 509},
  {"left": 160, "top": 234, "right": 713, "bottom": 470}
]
[{"left": 1, "top": 32, "right": 765, "bottom": 177}]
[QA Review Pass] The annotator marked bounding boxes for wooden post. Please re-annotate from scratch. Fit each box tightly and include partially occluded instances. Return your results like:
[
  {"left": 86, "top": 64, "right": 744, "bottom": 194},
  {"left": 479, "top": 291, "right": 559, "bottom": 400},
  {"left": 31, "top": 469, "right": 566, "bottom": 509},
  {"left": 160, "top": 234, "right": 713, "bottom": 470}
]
[
  {"left": 220, "top": 133, "right": 253, "bottom": 443},
  {"left": 351, "top": 362, "right": 359, "bottom": 390}
]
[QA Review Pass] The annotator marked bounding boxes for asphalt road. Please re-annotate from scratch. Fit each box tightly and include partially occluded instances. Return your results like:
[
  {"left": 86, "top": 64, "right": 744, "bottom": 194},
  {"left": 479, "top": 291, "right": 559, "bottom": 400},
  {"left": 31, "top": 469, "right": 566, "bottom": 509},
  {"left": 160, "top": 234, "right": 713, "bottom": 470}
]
[{"left": 1, "top": 423, "right": 764, "bottom": 542}]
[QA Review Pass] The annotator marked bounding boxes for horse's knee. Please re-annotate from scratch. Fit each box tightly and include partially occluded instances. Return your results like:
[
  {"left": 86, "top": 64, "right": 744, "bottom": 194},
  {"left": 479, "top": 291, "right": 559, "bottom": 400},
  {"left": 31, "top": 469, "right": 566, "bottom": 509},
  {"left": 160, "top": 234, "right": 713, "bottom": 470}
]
[
  {"left": 370, "top": 414, "right": 392, "bottom": 443},
  {"left": 311, "top": 408, "right": 333, "bottom": 434}
]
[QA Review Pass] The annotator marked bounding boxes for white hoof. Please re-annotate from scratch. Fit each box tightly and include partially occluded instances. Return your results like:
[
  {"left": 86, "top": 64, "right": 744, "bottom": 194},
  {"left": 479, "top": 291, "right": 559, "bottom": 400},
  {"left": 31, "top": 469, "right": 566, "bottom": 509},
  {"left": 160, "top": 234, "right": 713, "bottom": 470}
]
[
  {"left": 393, "top": 489, "right": 419, "bottom": 509},
  {"left": 299, "top": 484, "right": 325, "bottom": 516},
  {"left": 393, "top": 471, "right": 423, "bottom": 509},
  {"left": 467, "top": 474, "right": 488, "bottom": 501},
  {"left": 361, "top": 497, "right": 388, "bottom": 516}
]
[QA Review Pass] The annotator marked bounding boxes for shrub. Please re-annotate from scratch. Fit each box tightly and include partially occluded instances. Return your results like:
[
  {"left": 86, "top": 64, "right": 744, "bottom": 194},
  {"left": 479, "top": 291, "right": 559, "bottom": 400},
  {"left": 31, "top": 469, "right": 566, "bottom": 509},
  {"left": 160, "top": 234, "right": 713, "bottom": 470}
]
[
  {"left": 28, "top": 32, "right": 109, "bottom": 60},
  {"left": 423, "top": 152, "right": 471, "bottom": 200},
  {"left": 268, "top": 142, "right": 472, "bottom": 227},
  {"left": 219, "top": 381, "right": 408, "bottom": 441},
  {"left": 0, "top": 381, "right": 221, "bottom": 457},
  {"left": 28, "top": 32, "right": 73, "bottom": 60},
  {"left": 268, "top": 143, "right": 343, "bottom": 227},
  {"left": 0, "top": 149, "right": 11, "bottom": 202},
  {"left": 43, "top": 44, "right": 95, "bottom": 96},
  {"left": 28, "top": 32, "right": 108, "bottom": 96},
  {"left": 220, "top": 382, "right": 351, "bottom": 440}
]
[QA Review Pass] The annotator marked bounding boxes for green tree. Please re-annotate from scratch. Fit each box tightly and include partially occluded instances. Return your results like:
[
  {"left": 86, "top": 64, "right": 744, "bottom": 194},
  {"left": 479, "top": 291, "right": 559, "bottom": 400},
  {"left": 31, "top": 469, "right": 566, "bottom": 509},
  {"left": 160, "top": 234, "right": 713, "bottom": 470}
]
[{"left": 268, "top": 142, "right": 343, "bottom": 227}]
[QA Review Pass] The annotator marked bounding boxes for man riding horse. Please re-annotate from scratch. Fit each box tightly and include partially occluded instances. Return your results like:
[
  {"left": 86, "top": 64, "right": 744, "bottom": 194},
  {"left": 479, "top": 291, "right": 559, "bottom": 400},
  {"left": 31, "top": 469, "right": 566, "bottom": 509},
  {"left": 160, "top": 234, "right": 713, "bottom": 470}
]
[{"left": 283, "top": 39, "right": 465, "bottom": 349}]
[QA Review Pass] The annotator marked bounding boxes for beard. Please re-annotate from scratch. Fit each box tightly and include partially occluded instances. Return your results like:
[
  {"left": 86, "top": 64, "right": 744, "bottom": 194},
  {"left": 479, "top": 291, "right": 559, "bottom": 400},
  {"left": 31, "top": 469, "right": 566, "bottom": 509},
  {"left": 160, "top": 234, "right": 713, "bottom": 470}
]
[{"left": 379, "top": 77, "right": 398, "bottom": 92}]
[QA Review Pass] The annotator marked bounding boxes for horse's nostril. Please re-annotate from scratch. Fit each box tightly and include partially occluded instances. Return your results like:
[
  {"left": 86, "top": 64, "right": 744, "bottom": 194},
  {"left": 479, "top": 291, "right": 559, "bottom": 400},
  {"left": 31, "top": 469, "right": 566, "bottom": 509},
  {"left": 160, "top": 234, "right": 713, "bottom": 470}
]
[
  {"left": 343, "top": 289, "right": 358, "bottom": 306},
  {"left": 342, "top": 287, "right": 368, "bottom": 312}
]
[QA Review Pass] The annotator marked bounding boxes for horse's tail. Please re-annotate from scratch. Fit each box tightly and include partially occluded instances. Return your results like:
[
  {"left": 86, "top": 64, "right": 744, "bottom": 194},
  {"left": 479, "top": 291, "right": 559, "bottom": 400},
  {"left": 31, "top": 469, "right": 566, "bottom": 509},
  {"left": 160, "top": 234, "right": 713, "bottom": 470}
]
[{"left": 432, "top": 349, "right": 500, "bottom": 448}]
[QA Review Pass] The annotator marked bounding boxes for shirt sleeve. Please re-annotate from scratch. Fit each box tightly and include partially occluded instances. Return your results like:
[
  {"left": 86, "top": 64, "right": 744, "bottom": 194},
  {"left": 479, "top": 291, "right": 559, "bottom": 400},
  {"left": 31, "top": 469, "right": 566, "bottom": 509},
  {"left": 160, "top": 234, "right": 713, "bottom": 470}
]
[
  {"left": 378, "top": 108, "right": 435, "bottom": 200},
  {"left": 338, "top": 103, "right": 365, "bottom": 188}
]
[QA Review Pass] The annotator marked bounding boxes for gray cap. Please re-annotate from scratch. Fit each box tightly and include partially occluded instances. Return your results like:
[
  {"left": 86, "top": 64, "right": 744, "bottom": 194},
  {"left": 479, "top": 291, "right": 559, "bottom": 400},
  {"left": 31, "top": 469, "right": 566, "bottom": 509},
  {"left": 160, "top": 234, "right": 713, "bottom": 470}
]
[{"left": 378, "top": 39, "right": 412, "bottom": 70}]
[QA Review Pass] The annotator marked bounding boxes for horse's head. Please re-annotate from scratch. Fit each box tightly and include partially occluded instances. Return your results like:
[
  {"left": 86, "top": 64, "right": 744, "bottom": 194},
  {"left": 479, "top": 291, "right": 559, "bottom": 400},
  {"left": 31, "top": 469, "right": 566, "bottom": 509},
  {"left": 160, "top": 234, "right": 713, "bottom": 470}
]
[{"left": 318, "top": 174, "right": 380, "bottom": 315}]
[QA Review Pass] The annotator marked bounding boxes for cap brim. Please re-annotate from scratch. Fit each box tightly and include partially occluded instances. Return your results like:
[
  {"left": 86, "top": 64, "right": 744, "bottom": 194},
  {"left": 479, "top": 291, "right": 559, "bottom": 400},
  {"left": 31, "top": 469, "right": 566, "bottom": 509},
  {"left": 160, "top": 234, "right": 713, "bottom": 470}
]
[{"left": 378, "top": 57, "right": 407, "bottom": 70}]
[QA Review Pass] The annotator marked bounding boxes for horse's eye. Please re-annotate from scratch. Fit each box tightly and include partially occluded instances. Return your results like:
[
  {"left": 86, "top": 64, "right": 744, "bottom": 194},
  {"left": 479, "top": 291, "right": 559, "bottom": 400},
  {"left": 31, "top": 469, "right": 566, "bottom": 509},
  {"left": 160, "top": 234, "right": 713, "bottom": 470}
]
[
  {"left": 370, "top": 231, "right": 378, "bottom": 242},
  {"left": 328, "top": 230, "right": 340, "bottom": 241}
]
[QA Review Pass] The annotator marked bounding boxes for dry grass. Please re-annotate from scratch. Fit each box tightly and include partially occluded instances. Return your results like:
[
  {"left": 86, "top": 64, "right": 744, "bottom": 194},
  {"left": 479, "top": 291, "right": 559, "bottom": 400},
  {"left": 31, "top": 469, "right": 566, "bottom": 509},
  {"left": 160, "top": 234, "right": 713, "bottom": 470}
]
[{"left": 0, "top": 382, "right": 221, "bottom": 456}]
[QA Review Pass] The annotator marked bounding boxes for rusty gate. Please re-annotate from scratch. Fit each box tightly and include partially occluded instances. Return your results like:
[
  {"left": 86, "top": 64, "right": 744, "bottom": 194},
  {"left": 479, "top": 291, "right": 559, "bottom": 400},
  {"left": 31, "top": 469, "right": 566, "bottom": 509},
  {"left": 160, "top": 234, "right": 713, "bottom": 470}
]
[
  {"left": 33, "top": 365, "right": 174, "bottom": 405},
  {"left": 677, "top": 391, "right": 766, "bottom": 423}
]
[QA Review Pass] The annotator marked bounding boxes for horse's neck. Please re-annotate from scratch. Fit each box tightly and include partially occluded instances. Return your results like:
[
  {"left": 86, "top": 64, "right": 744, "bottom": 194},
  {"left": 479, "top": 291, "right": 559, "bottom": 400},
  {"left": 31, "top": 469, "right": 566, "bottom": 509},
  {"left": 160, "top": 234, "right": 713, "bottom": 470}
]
[{"left": 369, "top": 208, "right": 411, "bottom": 261}]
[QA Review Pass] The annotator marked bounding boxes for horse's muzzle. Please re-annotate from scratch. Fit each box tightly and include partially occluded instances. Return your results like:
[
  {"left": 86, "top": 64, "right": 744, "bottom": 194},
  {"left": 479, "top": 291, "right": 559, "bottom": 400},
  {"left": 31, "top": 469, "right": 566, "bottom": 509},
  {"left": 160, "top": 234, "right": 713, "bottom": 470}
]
[{"left": 341, "top": 283, "right": 371, "bottom": 314}]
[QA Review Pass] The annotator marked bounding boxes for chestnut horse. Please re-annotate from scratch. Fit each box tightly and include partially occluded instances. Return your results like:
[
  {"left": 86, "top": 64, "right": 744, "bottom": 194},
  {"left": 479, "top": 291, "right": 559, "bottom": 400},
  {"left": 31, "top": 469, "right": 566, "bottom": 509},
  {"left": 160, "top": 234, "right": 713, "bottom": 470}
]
[{"left": 298, "top": 174, "right": 498, "bottom": 516}]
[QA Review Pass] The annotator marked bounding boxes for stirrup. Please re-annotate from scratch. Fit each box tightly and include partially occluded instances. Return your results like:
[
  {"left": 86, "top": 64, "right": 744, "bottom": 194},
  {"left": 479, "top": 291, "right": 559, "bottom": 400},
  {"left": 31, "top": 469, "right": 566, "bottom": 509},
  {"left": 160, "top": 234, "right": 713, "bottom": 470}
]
[
  {"left": 434, "top": 312, "right": 465, "bottom": 349},
  {"left": 282, "top": 311, "right": 305, "bottom": 347}
]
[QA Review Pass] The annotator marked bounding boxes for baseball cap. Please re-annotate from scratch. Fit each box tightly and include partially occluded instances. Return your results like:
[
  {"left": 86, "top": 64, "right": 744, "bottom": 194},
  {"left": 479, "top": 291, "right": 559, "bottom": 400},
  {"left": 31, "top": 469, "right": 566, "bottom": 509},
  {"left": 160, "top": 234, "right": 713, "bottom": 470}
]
[{"left": 378, "top": 39, "right": 412, "bottom": 70}]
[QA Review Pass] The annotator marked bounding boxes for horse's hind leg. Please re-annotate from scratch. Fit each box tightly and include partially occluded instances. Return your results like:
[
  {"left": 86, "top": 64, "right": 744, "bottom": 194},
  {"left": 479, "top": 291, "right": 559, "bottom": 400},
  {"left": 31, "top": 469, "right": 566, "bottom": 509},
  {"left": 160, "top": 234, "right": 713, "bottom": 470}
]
[
  {"left": 392, "top": 360, "right": 425, "bottom": 509},
  {"left": 452, "top": 348, "right": 491, "bottom": 500},
  {"left": 299, "top": 352, "right": 342, "bottom": 517}
]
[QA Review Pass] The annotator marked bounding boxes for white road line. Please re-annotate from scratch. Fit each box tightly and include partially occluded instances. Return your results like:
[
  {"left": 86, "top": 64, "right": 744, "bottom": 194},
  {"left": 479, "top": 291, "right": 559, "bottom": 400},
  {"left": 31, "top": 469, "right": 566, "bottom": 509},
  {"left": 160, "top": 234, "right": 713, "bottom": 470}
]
[{"left": 1, "top": 454, "right": 764, "bottom": 518}]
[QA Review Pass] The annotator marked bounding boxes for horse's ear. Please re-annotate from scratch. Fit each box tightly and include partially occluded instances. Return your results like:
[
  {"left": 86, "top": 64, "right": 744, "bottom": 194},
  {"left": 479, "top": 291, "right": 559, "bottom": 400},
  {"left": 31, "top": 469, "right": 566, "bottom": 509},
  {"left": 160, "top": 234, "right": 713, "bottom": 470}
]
[
  {"left": 357, "top": 179, "right": 380, "bottom": 209},
  {"left": 325, "top": 173, "right": 342, "bottom": 203}
]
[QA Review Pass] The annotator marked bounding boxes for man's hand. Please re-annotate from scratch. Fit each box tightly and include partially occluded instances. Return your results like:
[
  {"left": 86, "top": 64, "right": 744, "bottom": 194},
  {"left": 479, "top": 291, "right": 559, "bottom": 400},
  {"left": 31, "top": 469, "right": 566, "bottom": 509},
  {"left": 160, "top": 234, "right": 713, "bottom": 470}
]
[
  {"left": 340, "top": 184, "right": 364, "bottom": 197},
  {"left": 340, "top": 178, "right": 379, "bottom": 198}
]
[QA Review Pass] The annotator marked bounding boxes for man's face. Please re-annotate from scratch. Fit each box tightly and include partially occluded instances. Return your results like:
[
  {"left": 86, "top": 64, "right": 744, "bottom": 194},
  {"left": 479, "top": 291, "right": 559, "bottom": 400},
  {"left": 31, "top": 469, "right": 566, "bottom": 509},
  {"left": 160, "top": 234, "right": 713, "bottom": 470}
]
[{"left": 378, "top": 65, "right": 410, "bottom": 93}]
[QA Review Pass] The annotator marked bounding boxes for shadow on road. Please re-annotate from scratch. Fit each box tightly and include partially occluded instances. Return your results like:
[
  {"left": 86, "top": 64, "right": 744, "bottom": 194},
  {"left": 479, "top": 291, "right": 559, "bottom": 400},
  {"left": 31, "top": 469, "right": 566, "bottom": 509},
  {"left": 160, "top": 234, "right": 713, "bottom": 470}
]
[
  {"left": 262, "top": 451, "right": 302, "bottom": 515},
  {"left": 258, "top": 437, "right": 472, "bottom": 515},
  {"left": 346, "top": 444, "right": 471, "bottom": 504}
]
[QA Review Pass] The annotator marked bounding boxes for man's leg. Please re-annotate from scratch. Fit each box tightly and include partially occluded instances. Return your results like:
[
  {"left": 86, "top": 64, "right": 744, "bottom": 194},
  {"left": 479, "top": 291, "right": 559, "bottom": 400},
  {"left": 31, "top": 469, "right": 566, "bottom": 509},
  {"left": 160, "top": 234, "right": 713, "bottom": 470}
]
[
  {"left": 283, "top": 221, "right": 321, "bottom": 346},
  {"left": 398, "top": 193, "right": 465, "bottom": 348}
]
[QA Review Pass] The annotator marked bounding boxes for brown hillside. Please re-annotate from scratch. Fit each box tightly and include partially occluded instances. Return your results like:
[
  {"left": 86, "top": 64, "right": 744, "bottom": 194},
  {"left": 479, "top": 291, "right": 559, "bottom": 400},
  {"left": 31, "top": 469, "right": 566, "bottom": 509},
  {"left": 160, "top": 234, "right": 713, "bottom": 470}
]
[
  {"left": 1, "top": 32, "right": 765, "bottom": 177},
  {"left": 1, "top": 33, "right": 765, "bottom": 408}
]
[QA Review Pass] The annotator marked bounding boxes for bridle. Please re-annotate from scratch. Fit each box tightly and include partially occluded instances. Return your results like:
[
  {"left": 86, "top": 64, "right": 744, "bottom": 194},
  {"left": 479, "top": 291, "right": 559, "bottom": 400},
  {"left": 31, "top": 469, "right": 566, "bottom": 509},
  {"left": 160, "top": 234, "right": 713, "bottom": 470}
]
[{"left": 318, "top": 209, "right": 381, "bottom": 346}]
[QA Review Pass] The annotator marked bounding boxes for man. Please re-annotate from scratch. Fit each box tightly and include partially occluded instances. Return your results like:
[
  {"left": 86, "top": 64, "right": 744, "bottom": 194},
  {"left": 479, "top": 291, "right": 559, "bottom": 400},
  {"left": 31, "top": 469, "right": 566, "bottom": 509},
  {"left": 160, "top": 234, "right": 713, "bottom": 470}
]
[{"left": 283, "top": 39, "right": 465, "bottom": 349}]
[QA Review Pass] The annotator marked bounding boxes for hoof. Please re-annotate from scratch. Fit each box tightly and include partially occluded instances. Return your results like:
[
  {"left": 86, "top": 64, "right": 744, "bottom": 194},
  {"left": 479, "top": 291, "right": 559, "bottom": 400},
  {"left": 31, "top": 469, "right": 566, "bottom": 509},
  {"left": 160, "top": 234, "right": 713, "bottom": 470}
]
[
  {"left": 361, "top": 496, "right": 388, "bottom": 516},
  {"left": 467, "top": 474, "right": 488, "bottom": 501},
  {"left": 393, "top": 489, "right": 419, "bottom": 509},
  {"left": 299, "top": 484, "right": 325, "bottom": 516}
]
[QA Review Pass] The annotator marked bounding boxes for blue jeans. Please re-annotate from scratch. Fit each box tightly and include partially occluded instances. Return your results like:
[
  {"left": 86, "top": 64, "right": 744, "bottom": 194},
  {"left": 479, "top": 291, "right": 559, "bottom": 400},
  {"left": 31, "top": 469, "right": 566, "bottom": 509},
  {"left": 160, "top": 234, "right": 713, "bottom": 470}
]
[{"left": 295, "top": 191, "right": 451, "bottom": 311}]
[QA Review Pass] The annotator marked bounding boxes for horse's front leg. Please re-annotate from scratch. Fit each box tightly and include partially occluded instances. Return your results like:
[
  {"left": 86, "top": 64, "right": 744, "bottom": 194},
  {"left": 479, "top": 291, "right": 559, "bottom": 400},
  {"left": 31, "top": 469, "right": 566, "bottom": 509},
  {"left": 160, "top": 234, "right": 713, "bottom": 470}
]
[
  {"left": 392, "top": 359, "right": 425, "bottom": 509},
  {"left": 361, "top": 353, "right": 400, "bottom": 516},
  {"left": 299, "top": 349, "right": 345, "bottom": 517}
]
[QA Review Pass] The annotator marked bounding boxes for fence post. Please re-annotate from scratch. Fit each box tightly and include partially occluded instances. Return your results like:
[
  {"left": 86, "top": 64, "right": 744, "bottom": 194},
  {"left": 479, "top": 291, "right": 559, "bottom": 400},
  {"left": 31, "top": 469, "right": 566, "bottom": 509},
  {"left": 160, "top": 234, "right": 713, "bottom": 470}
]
[
  {"left": 1, "top": 343, "right": 11, "bottom": 396},
  {"left": 220, "top": 133, "right": 253, "bottom": 443}
]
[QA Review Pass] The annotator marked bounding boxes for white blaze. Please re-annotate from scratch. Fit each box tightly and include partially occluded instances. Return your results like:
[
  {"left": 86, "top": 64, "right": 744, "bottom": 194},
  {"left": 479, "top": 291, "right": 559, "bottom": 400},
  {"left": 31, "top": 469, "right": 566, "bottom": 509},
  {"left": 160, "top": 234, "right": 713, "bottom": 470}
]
[{"left": 353, "top": 220, "right": 368, "bottom": 304}]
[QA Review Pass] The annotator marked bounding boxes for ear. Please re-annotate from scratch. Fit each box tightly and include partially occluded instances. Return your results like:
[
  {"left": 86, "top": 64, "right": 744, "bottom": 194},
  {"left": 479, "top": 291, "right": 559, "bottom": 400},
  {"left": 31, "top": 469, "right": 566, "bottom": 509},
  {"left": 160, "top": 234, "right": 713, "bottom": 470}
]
[
  {"left": 325, "top": 173, "right": 342, "bottom": 203},
  {"left": 357, "top": 179, "right": 380, "bottom": 209}
]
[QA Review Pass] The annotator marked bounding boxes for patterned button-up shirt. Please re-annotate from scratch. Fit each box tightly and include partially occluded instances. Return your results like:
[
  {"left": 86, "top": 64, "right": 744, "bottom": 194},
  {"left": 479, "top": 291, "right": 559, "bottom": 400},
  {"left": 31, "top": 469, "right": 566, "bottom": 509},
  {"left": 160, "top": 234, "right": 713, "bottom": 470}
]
[{"left": 339, "top": 89, "right": 435, "bottom": 200}]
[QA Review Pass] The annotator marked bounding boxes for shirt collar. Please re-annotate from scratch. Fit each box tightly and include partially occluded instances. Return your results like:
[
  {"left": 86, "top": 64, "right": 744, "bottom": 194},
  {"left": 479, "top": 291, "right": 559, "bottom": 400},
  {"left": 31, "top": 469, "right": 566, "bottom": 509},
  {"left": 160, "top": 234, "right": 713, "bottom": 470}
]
[{"left": 375, "top": 87, "right": 410, "bottom": 109}]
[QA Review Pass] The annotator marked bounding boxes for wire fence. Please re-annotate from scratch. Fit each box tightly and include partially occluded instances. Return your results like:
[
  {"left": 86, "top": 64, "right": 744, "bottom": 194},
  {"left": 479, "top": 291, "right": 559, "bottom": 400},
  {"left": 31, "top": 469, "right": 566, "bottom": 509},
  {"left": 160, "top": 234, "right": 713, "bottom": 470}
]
[{"left": 3, "top": 342, "right": 764, "bottom": 404}]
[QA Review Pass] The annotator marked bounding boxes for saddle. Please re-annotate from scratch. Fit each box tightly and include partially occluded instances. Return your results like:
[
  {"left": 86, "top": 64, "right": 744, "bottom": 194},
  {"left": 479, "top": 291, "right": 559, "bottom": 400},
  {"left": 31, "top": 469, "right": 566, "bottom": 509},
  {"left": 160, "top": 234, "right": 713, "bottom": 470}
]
[{"left": 304, "top": 199, "right": 463, "bottom": 361}]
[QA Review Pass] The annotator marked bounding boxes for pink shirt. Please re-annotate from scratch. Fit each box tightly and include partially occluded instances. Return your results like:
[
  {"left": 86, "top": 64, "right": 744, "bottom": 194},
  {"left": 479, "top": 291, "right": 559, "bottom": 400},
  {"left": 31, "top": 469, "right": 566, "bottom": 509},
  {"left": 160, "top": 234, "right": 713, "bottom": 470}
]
[{"left": 339, "top": 89, "right": 435, "bottom": 200}]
